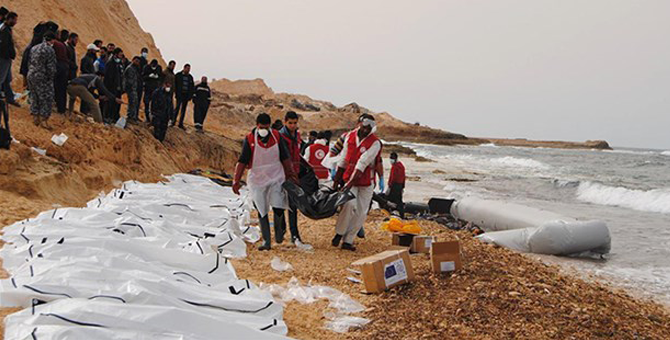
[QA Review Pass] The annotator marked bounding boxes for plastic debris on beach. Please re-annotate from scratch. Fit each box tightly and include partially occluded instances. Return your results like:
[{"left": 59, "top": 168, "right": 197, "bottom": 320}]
[
  {"left": 381, "top": 218, "right": 421, "bottom": 234},
  {"left": 294, "top": 239, "right": 314, "bottom": 252},
  {"left": 115, "top": 116, "right": 127, "bottom": 129},
  {"left": 260, "top": 277, "right": 368, "bottom": 333},
  {"left": 30, "top": 147, "right": 46, "bottom": 156},
  {"left": 270, "top": 256, "right": 294, "bottom": 272},
  {"left": 50, "top": 133, "right": 69, "bottom": 146}
]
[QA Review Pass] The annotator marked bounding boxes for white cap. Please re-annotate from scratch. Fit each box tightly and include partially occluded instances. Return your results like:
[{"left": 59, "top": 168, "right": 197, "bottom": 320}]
[{"left": 87, "top": 43, "right": 100, "bottom": 51}]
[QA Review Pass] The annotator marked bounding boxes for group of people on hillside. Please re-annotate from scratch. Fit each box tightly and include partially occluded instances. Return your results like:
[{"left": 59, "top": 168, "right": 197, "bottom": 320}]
[
  {"left": 232, "top": 112, "right": 407, "bottom": 252},
  {"left": 0, "top": 8, "right": 212, "bottom": 144}
]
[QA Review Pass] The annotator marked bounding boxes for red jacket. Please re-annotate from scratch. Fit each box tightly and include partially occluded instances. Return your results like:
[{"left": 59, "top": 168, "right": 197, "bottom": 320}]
[
  {"left": 307, "top": 143, "right": 329, "bottom": 179},
  {"left": 245, "top": 129, "right": 281, "bottom": 169},
  {"left": 388, "top": 161, "right": 406, "bottom": 188},
  {"left": 279, "top": 128, "right": 302, "bottom": 174},
  {"left": 343, "top": 130, "right": 381, "bottom": 187}
]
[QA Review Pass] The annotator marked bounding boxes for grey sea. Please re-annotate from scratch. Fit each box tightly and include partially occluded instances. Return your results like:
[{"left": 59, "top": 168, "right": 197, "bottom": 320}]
[{"left": 396, "top": 142, "right": 670, "bottom": 306}]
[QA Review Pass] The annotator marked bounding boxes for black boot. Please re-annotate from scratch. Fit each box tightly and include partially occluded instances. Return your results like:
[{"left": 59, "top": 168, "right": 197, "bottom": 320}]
[
  {"left": 331, "top": 234, "right": 343, "bottom": 247},
  {"left": 258, "top": 215, "right": 272, "bottom": 251},
  {"left": 341, "top": 242, "right": 357, "bottom": 251},
  {"left": 357, "top": 227, "right": 365, "bottom": 239},
  {"left": 288, "top": 208, "right": 301, "bottom": 244},
  {"left": 273, "top": 209, "right": 286, "bottom": 244}
]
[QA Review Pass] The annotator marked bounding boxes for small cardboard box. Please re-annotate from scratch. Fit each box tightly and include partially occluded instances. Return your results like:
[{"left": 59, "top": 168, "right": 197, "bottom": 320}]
[
  {"left": 351, "top": 249, "right": 415, "bottom": 293},
  {"left": 430, "top": 240, "right": 463, "bottom": 274},
  {"left": 391, "top": 233, "right": 435, "bottom": 254}
]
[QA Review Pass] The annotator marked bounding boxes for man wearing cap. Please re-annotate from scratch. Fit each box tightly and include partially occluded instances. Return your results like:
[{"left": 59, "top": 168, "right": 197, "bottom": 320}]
[
  {"left": 80, "top": 44, "right": 98, "bottom": 75},
  {"left": 331, "top": 115, "right": 381, "bottom": 251}
]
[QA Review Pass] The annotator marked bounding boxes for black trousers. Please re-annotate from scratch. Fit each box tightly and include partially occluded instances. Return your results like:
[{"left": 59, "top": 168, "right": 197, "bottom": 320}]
[
  {"left": 54, "top": 63, "right": 69, "bottom": 113},
  {"left": 388, "top": 183, "right": 405, "bottom": 217},
  {"left": 277, "top": 202, "right": 301, "bottom": 242},
  {"left": 143, "top": 86, "right": 156, "bottom": 117},
  {"left": 105, "top": 92, "right": 121, "bottom": 124},
  {"left": 153, "top": 115, "right": 168, "bottom": 141},
  {"left": 193, "top": 102, "right": 209, "bottom": 127},
  {"left": 174, "top": 95, "right": 190, "bottom": 126}
]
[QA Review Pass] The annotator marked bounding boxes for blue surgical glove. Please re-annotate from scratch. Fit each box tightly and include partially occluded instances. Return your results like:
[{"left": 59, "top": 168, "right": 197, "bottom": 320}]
[{"left": 379, "top": 176, "right": 385, "bottom": 193}]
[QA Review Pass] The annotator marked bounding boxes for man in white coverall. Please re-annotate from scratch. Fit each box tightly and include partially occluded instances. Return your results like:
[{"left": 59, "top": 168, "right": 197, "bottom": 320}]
[
  {"left": 232, "top": 113, "right": 298, "bottom": 251},
  {"left": 331, "top": 116, "right": 381, "bottom": 251}
]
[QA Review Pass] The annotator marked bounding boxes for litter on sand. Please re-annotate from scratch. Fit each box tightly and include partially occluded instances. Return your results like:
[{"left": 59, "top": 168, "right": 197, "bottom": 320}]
[
  {"left": 271, "top": 256, "right": 294, "bottom": 272},
  {"left": 50, "top": 133, "right": 69, "bottom": 146},
  {"left": 259, "top": 277, "right": 368, "bottom": 333},
  {"left": 0, "top": 174, "right": 290, "bottom": 339},
  {"left": 30, "top": 147, "right": 46, "bottom": 156}
]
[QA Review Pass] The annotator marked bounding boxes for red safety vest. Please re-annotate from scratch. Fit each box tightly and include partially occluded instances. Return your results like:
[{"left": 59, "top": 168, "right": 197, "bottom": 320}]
[
  {"left": 280, "top": 129, "right": 302, "bottom": 174},
  {"left": 245, "top": 129, "right": 281, "bottom": 169},
  {"left": 307, "top": 143, "right": 330, "bottom": 179},
  {"left": 343, "top": 130, "right": 381, "bottom": 187}
]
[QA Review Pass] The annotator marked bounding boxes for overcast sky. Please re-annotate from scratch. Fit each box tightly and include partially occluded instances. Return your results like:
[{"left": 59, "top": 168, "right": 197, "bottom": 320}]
[{"left": 127, "top": 0, "right": 670, "bottom": 149}]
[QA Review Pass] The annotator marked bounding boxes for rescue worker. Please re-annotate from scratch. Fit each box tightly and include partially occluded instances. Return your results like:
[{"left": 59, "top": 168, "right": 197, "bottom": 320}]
[
  {"left": 67, "top": 72, "right": 120, "bottom": 123},
  {"left": 332, "top": 115, "right": 381, "bottom": 251},
  {"left": 387, "top": 152, "right": 406, "bottom": 217},
  {"left": 232, "top": 113, "right": 298, "bottom": 251},
  {"left": 65, "top": 32, "right": 78, "bottom": 80},
  {"left": 162, "top": 60, "right": 176, "bottom": 115},
  {"left": 124, "top": 56, "right": 142, "bottom": 123},
  {"left": 278, "top": 111, "right": 303, "bottom": 243},
  {"left": 192, "top": 76, "right": 211, "bottom": 132},
  {"left": 27, "top": 31, "right": 57, "bottom": 127},
  {"left": 305, "top": 131, "right": 330, "bottom": 182},
  {"left": 138, "top": 47, "right": 148, "bottom": 113},
  {"left": 150, "top": 80, "right": 173, "bottom": 142},
  {"left": 0, "top": 11, "right": 18, "bottom": 107},
  {"left": 301, "top": 130, "right": 318, "bottom": 155}
]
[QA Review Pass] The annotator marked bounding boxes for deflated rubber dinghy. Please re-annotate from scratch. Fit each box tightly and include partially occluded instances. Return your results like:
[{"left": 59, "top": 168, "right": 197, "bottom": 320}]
[{"left": 451, "top": 197, "right": 611, "bottom": 256}]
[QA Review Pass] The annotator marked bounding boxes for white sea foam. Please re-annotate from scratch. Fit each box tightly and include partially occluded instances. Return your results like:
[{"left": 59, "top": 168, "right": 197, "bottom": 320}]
[
  {"left": 576, "top": 182, "right": 670, "bottom": 214},
  {"left": 489, "top": 156, "right": 550, "bottom": 170},
  {"left": 661, "top": 151, "right": 670, "bottom": 157}
]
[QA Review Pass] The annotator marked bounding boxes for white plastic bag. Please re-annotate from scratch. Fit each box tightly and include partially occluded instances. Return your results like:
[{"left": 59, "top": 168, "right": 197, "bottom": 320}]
[{"left": 270, "top": 257, "right": 294, "bottom": 272}]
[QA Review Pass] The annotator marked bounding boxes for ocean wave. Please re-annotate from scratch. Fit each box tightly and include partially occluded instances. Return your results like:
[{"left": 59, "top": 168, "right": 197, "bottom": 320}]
[
  {"left": 662, "top": 151, "right": 670, "bottom": 157},
  {"left": 576, "top": 182, "right": 670, "bottom": 214},
  {"left": 553, "top": 179, "right": 581, "bottom": 188},
  {"left": 489, "top": 156, "right": 550, "bottom": 170}
]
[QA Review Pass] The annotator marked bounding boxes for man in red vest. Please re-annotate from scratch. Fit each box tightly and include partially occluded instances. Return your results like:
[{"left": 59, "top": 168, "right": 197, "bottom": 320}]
[
  {"left": 387, "top": 152, "right": 406, "bottom": 217},
  {"left": 332, "top": 115, "right": 381, "bottom": 251},
  {"left": 277, "top": 111, "right": 303, "bottom": 243},
  {"left": 305, "top": 131, "right": 330, "bottom": 182},
  {"left": 232, "top": 113, "right": 298, "bottom": 251}
]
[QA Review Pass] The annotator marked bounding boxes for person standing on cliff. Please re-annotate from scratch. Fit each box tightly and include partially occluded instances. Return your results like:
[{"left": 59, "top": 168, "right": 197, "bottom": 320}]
[
  {"left": 331, "top": 115, "right": 381, "bottom": 251},
  {"left": 65, "top": 32, "right": 78, "bottom": 80},
  {"left": 162, "top": 60, "right": 176, "bottom": 115},
  {"left": 278, "top": 111, "right": 304, "bottom": 244},
  {"left": 137, "top": 47, "right": 148, "bottom": 113},
  {"left": 150, "top": 80, "right": 173, "bottom": 142},
  {"left": 142, "top": 59, "right": 162, "bottom": 119},
  {"left": 103, "top": 48, "right": 125, "bottom": 124},
  {"left": 192, "top": 76, "right": 211, "bottom": 133},
  {"left": 232, "top": 113, "right": 299, "bottom": 251},
  {"left": 27, "top": 31, "right": 57, "bottom": 128},
  {"left": 386, "top": 152, "right": 406, "bottom": 217},
  {"left": 173, "top": 64, "right": 194, "bottom": 129},
  {"left": 0, "top": 11, "right": 19, "bottom": 107},
  {"left": 124, "top": 57, "right": 142, "bottom": 124}
]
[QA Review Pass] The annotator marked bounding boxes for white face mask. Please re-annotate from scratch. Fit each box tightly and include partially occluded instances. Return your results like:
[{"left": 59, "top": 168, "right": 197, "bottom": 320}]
[
  {"left": 165, "top": 87, "right": 171, "bottom": 92},
  {"left": 142, "top": 52, "right": 148, "bottom": 58},
  {"left": 390, "top": 159, "right": 397, "bottom": 164},
  {"left": 257, "top": 128, "right": 269, "bottom": 138},
  {"left": 115, "top": 58, "right": 121, "bottom": 63}
]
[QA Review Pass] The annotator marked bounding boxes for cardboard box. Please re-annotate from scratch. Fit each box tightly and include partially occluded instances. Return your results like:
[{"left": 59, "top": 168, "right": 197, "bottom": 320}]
[
  {"left": 430, "top": 240, "right": 462, "bottom": 274},
  {"left": 391, "top": 233, "right": 435, "bottom": 254},
  {"left": 351, "top": 249, "right": 415, "bottom": 293}
]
